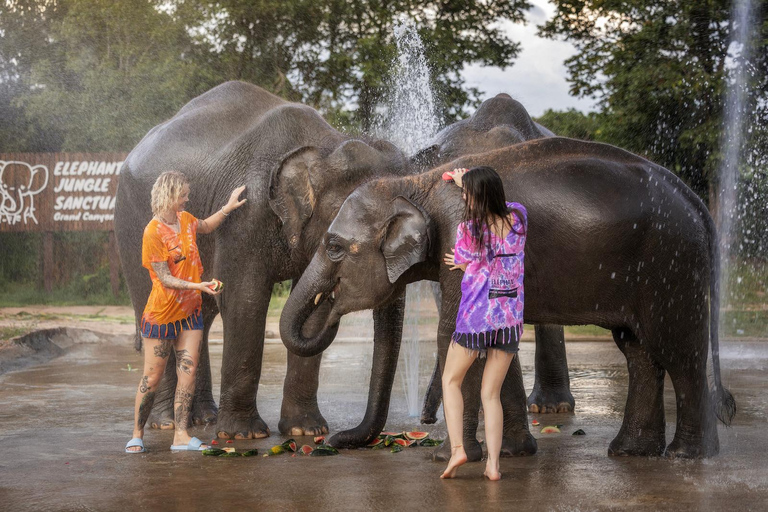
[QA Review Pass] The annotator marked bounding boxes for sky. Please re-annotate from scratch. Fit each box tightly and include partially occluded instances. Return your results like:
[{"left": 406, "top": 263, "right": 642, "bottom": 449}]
[{"left": 461, "top": 0, "right": 598, "bottom": 117}]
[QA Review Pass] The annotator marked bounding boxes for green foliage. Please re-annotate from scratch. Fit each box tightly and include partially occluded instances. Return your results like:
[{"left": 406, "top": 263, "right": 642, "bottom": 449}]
[
  {"left": 535, "top": 108, "right": 605, "bottom": 141},
  {"left": 173, "top": 0, "right": 533, "bottom": 129},
  {"left": 540, "top": 0, "right": 768, "bottom": 201}
]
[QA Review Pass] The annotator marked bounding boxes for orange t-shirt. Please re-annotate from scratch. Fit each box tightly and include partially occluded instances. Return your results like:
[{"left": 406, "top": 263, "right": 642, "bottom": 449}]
[{"left": 141, "top": 211, "right": 204, "bottom": 331}]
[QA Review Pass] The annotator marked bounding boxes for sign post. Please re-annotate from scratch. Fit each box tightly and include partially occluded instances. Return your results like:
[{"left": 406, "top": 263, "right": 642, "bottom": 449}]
[{"left": 1, "top": 153, "right": 128, "bottom": 296}]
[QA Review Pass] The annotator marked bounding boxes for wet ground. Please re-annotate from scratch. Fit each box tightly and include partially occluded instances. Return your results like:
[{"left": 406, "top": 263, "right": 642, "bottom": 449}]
[{"left": 1, "top": 322, "right": 767, "bottom": 511}]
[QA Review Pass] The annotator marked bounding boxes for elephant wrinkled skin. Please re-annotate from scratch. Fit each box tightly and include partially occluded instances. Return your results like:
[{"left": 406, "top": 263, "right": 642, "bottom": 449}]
[
  {"left": 115, "top": 81, "right": 409, "bottom": 439},
  {"left": 281, "top": 136, "right": 736, "bottom": 459}
]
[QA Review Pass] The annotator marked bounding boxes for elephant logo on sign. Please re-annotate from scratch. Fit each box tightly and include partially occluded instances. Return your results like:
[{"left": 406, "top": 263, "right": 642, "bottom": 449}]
[{"left": 0, "top": 160, "right": 50, "bottom": 226}]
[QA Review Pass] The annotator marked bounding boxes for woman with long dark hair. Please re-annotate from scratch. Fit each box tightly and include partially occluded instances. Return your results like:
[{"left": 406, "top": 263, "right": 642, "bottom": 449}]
[{"left": 440, "top": 166, "right": 527, "bottom": 480}]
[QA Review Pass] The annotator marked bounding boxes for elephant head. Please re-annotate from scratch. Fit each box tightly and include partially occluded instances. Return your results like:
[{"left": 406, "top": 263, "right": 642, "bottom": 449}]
[
  {"left": 279, "top": 178, "right": 435, "bottom": 357},
  {"left": 269, "top": 139, "right": 411, "bottom": 352},
  {"left": 411, "top": 93, "right": 552, "bottom": 170}
]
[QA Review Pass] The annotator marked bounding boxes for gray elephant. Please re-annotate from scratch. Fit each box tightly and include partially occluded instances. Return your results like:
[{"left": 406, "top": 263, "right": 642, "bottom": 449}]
[
  {"left": 115, "top": 81, "right": 410, "bottom": 439},
  {"left": 280, "top": 136, "right": 735, "bottom": 459},
  {"left": 414, "top": 94, "right": 574, "bottom": 423}
]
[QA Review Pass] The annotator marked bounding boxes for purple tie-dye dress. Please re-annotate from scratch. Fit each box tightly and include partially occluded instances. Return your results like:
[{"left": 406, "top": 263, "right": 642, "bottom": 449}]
[{"left": 452, "top": 202, "right": 527, "bottom": 353}]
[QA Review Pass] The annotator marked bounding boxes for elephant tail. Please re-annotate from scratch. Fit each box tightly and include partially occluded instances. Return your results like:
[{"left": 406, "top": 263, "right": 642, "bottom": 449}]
[{"left": 708, "top": 212, "right": 736, "bottom": 426}]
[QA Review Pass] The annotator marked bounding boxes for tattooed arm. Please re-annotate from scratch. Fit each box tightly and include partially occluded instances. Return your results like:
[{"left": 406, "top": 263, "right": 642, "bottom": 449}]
[{"left": 150, "top": 261, "right": 219, "bottom": 295}]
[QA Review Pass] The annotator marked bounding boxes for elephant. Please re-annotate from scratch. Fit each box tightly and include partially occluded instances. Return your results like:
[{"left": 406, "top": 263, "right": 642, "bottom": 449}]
[
  {"left": 412, "top": 93, "right": 574, "bottom": 423},
  {"left": 115, "top": 80, "right": 411, "bottom": 439},
  {"left": 280, "top": 136, "right": 736, "bottom": 459}
]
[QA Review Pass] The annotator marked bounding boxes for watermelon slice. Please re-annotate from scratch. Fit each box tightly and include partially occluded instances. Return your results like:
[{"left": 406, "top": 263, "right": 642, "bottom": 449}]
[
  {"left": 310, "top": 445, "right": 339, "bottom": 456},
  {"left": 313, "top": 436, "right": 325, "bottom": 445},
  {"left": 404, "top": 431, "right": 429, "bottom": 440},
  {"left": 242, "top": 449, "right": 259, "bottom": 457},
  {"left": 531, "top": 420, "right": 540, "bottom": 426},
  {"left": 393, "top": 438, "right": 416, "bottom": 447},
  {"left": 300, "top": 445, "right": 314, "bottom": 455},
  {"left": 540, "top": 426, "right": 561, "bottom": 434},
  {"left": 367, "top": 438, "right": 384, "bottom": 448},
  {"left": 380, "top": 431, "right": 405, "bottom": 438},
  {"left": 267, "top": 445, "right": 285, "bottom": 455},
  {"left": 390, "top": 444, "right": 403, "bottom": 453},
  {"left": 419, "top": 438, "right": 444, "bottom": 447},
  {"left": 202, "top": 448, "right": 226, "bottom": 456}
]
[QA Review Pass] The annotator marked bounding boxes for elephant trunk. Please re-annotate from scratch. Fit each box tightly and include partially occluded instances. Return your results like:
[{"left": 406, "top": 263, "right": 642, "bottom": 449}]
[{"left": 280, "top": 259, "right": 340, "bottom": 358}]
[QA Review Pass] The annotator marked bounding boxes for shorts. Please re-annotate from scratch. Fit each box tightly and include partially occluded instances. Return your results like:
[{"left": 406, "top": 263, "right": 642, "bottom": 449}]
[
  {"left": 140, "top": 309, "right": 204, "bottom": 340},
  {"left": 451, "top": 325, "right": 521, "bottom": 358}
]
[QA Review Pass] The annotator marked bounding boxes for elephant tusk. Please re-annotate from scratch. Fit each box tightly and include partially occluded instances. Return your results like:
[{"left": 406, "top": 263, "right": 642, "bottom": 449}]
[{"left": 314, "top": 293, "right": 323, "bottom": 305}]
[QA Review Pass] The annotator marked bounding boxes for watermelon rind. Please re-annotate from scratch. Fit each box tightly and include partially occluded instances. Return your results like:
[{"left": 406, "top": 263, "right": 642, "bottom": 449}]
[{"left": 404, "top": 431, "right": 429, "bottom": 441}]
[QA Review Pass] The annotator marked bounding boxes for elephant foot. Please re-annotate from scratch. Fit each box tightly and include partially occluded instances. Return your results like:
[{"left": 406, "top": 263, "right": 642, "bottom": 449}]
[
  {"left": 527, "top": 386, "right": 575, "bottom": 414},
  {"left": 278, "top": 409, "right": 329, "bottom": 437},
  {"left": 216, "top": 411, "right": 270, "bottom": 440},
  {"left": 191, "top": 399, "right": 218, "bottom": 426},
  {"left": 608, "top": 432, "right": 666, "bottom": 457},
  {"left": 432, "top": 438, "right": 482, "bottom": 463},
  {"left": 500, "top": 430, "right": 538, "bottom": 457},
  {"left": 664, "top": 435, "right": 719, "bottom": 459},
  {"left": 148, "top": 403, "right": 175, "bottom": 430},
  {"left": 420, "top": 410, "right": 438, "bottom": 425}
]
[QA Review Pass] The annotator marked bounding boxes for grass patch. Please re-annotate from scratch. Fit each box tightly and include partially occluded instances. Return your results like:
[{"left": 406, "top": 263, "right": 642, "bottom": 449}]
[
  {"left": 0, "top": 325, "right": 30, "bottom": 341},
  {"left": 0, "top": 281, "right": 130, "bottom": 307}
]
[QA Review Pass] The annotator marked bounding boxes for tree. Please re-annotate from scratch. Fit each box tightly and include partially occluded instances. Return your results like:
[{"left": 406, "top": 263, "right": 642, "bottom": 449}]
[
  {"left": 10, "top": 0, "right": 206, "bottom": 152},
  {"left": 539, "top": 0, "right": 768, "bottom": 207},
  {"left": 172, "top": 0, "right": 533, "bottom": 130},
  {"left": 535, "top": 108, "right": 604, "bottom": 140}
]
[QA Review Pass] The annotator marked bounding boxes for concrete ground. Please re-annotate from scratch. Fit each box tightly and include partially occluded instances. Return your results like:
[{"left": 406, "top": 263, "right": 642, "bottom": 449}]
[{"left": 0, "top": 312, "right": 767, "bottom": 511}]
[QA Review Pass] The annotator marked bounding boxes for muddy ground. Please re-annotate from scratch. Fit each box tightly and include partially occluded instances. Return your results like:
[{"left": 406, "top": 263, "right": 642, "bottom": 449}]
[{"left": 0, "top": 308, "right": 767, "bottom": 511}]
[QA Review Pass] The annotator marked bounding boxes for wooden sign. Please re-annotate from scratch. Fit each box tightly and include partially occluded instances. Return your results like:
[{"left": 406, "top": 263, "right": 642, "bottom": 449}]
[{"left": 0, "top": 152, "right": 128, "bottom": 232}]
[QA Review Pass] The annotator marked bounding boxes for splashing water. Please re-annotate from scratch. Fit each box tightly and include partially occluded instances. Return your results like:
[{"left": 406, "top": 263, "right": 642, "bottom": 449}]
[{"left": 375, "top": 18, "right": 441, "bottom": 416}]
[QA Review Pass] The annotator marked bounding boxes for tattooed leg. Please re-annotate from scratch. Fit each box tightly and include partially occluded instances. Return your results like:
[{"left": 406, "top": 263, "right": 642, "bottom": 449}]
[
  {"left": 128, "top": 337, "right": 171, "bottom": 451},
  {"left": 171, "top": 328, "right": 205, "bottom": 447}
]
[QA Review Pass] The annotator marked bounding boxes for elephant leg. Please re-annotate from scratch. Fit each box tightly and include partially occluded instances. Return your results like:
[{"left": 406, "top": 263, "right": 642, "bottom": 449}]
[
  {"left": 191, "top": 301, "right": 219, "bottom": 426},
  {"left": 420, "top": 358, "right": 442, "bottom": 424},
  {"left": 327, "top": 293, "right": 405, "bottom": 448},
  {"left": 500, "top": 355, "right": 538, "bottom": 456},
  {"left": 216, "top": 278, "right": 272, "bottom": 440},
  {"left": 664, "top": 334, "right": 719, "bottom": 458},
  {"left": 608, "top": 328, "right": 666, "bottom": 456},
  {"left": 279, "top": 280, "right": 328, "bottom": 436},
  {"left": 279, "top": 351, "right": 327, "bottom": 436},
  {"left": 147, "top": 350, "right": 177, "bottom": 429},
  {"left": 528, "top": 325, "right": 575, "bottom": 413}
]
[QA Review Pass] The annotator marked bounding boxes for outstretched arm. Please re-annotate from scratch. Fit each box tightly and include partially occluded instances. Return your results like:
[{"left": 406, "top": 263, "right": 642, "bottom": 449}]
[{"left": 198, "top": 185, "right": 247, "bottom": 234}]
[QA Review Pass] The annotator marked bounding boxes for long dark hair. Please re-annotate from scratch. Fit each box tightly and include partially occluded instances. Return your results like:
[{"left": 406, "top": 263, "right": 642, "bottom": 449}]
[{"left": 462, "top": 166, "right": 526, "bottom": 253}]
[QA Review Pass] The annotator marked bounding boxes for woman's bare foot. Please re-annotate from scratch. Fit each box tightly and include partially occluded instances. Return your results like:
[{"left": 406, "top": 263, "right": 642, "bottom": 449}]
[
  {"left": 483, "top": 464, "right": 502, "bottom": 481},
  {"left": 440, "top": 445, "right": 468, "bottom": 479}
]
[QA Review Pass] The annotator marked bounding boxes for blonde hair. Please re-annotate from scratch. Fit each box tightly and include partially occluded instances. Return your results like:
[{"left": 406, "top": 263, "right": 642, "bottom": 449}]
[{"left": 151, "top": 171, "right": 189, "bottom": 216}]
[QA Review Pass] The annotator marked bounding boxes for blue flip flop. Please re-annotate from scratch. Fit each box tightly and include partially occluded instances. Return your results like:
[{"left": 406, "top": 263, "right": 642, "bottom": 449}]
[
  {"left": 170, "top": 437, "right": 207, "bottom": 451},
  {"left": 125, "top": 437, "right": 145, "bottom": 453}
]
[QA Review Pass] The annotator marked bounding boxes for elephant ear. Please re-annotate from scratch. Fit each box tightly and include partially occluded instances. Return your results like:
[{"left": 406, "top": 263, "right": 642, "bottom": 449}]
[
  {"left": 381, "top": 196, "right": 430, "bottom": 284},
  {"left": 268, "top": 146, "right": 321, "bottom": 250}
]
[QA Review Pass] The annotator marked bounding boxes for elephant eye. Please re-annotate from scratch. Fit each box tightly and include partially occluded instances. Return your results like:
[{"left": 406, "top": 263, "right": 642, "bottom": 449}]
[{"left": 325, "top": 240, "right": 345, "bottom": 261}]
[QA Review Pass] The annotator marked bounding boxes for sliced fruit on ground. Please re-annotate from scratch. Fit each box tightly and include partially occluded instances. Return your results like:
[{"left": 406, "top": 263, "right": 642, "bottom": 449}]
[
  {"left": 393, "top": 438, "right": 416, "bottom": 447},
  {"left": 572, "top": 429, "right": 586, "bottom": 436},
  {"left": 280, "top": 439, "right": 298, "bottom": 452},
  {"left": 221, "top": 452, "right": 241, "bottom": 457},
  {"left": 310, "top": 445, "right": 339, "bottom": 456},
  {"left": 226, "top": 440, "right": 234, "bottom": 444},
  {"left": 202, "top": 448, "right": 227, "bottom": 456},
  {"left": 383, "top": 435, "right": 395, "bottom": 447},
  {"left": 390, "top": 445, "right": 403, "bottom": 453},
  {"left": 313, "top": 436, "right": 325, "bottom": 445},
  {"left": 211, "top": 440, "right": 219, "bottom": 445},
  {"left": 367, "top": 438, "right": 385, "bottom": 448},
  {"left": 540, "top": 426, "right": 561, "bottom": 434},
  {"left": 222, "top": 447, "right": 236, "bottom": 453},
  {"left": 241, "top": 449, "right": 259, "bottom": 457},
  {"left": 419, "top": 438, "right": 444, "bottom": 447},
  {"left": 403, "top": 431, "right": 429, "bottom": 440},
  {"left": 380, "top": 431, "right": 405, "bottom": 438},
  {"left": 531, "top": 420, "right": 539, "bottom": 426},
  {"left": 300, "top": 445, "right": 314, "bottom": 455},
  {"left": 268, "top": 445, "right": 286, "bottom": 455}
]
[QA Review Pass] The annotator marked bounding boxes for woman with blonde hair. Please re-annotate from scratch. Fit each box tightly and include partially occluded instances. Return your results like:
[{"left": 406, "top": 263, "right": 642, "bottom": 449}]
[{"left": 125, "top": 170, "right": 246, "bottom": 453}]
